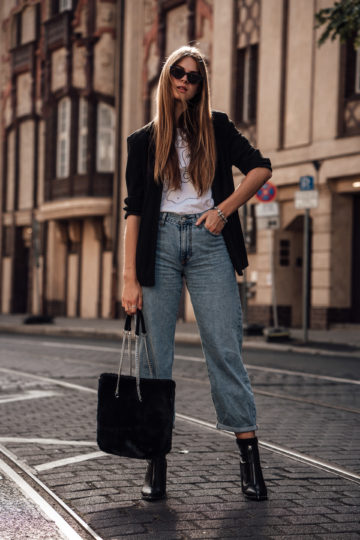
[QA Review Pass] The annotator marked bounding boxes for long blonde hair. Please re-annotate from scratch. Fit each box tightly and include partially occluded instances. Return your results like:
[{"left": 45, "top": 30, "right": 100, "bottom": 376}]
[{"left": 153, "top": 46, "right": 216, "bottom": 195}]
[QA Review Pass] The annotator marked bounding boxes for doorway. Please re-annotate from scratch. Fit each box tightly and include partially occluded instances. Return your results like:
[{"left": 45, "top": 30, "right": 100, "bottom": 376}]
[
  {"left": 12, "top": 227, "right": 30, "bottom": 313},
  {"left": 284, "top": 214, "right": 312, "bottom": 327}
]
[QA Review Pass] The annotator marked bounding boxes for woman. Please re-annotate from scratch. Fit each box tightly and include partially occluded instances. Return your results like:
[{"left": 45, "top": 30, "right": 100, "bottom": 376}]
[{"left": 122, "top": 45, "right": 272, "bottom": 502}]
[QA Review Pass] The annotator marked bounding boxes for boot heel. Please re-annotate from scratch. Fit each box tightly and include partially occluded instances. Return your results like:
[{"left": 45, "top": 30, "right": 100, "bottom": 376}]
[
  {"left": 141, "top": 455, "right": 167, "bottom": 501},
  {"left": 236, "top": 437, "right": 267, "bottom": 501}
]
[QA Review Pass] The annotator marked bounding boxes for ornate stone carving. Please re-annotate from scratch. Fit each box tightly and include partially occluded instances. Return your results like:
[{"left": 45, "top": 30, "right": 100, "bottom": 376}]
[{"left": 237, "top": 0, "right": 260, "bottom": 48}]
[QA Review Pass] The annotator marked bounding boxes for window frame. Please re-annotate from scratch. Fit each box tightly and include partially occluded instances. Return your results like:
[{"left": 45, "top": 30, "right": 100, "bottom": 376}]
[
  {"left": 59, "top": 0, "right": 72, "bottom": 12},
  {"left": 77, "top": 97, "right": 88, "bottom": 175},
  {"left": 96, "top": 102, "right": 115, "bottom": 173},
  {"left": 56, "top": 97, "right": 71, "bottom": 179},
  {"left": 355, "top": 47, "right": 360, "bottom": 95},
  {"left": 234, "top": 43, "right": 258, "bottom": 126}
]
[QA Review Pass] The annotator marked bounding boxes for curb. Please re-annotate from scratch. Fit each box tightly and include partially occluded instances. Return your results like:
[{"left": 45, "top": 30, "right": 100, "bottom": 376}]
[
  {"left": 242, "top": 340, "right": 360, "bottom": 359},
  {"left": 0, "top": 324, "right": 359, "bottom": 359},
  {"left": 0, "top": 324, "right": 122, "bottom": 341}
]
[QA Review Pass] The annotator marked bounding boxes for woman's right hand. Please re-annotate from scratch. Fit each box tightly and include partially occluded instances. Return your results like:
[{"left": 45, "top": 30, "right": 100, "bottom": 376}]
[{"left": 121, "top": 278, "right": 143, "bottom": 315}]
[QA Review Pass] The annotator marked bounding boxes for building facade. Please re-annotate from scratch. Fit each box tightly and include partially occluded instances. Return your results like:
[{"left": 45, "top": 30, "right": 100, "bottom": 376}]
[{"left": 0, "top": 0, "right": 359, "bottom": 328}]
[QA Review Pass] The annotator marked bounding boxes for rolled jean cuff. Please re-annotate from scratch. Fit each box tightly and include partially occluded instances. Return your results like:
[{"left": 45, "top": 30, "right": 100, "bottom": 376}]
[{"left": 216, "top": 422, "right": 258, "bottom": 433}]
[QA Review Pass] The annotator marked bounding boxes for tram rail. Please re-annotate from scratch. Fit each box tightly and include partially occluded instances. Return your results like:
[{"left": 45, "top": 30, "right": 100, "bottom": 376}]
[{"left": 0, "top": 364, "right": 359, "bottom": 487}]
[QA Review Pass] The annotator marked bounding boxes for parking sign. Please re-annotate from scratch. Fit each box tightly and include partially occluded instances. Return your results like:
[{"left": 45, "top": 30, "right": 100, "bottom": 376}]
[{"left": 299, "top": 176, "right": 314, "bottom": 190}]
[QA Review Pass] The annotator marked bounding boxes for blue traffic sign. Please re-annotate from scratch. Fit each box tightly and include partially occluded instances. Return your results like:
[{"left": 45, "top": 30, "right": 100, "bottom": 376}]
[{"left": 299, "top": 176, "right": 314, "bottom": 190}]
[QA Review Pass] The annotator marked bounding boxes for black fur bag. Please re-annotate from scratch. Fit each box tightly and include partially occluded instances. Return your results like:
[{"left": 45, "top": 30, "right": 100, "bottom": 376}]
[{"left": 97, "top": 310, "right": 176, "bottom": 459}]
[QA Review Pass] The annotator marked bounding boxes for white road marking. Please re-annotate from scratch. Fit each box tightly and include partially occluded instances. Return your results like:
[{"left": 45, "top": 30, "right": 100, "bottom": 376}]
[
  {"left": 1, "top": 332, "right": 360, "bottom": 359},
  {"left": 0, "top": 336, "right": 358, "bottom": 384},
  {"left": 0, "top": 367, "right": 96, "bottom": 393},
  {"left": 0, "top": 367, "right": 358, "bottom": 485},
  {"left": 35, "top": 451, "right": 106, "bottom": 472},
  {"left": 43, "top": 341, "right": 119, "bottom": 353},
  {"left": 0, "top": 457, "right": 84, "bottom": 540},
  {"left": 174, "top": 354, "right": 360, "bottom": 385},
  {"left": 0, "top": 444, "right": 103, "bottom": 540},
  {"left": 174, "top": 354, "right": 204, "bottom": 363},
  {"left": 0, "top": 390, "right": 59, "bottom": 404},
  {"left": 0, "top": 336, "right": 119, "bottom": 353},
  {"left": 243, "top": 363, "right": 360, "bottom": 385},
  {"left": 0, "top": 437, "right": 96, "bottom": 446}
]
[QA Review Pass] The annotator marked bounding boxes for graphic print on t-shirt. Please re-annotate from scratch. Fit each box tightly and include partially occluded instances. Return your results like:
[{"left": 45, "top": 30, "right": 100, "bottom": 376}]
[{"left": 160, "top": 130, "right": 214, "bottom": 213}]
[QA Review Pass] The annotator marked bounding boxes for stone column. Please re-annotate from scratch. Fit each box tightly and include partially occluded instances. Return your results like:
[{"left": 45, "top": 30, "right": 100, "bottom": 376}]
[
  {"left": 117, "top": 0, "right": 145, "bottom": 313},
  {"left": 211, "top": 0, "right": 235, "bottom": 114}
]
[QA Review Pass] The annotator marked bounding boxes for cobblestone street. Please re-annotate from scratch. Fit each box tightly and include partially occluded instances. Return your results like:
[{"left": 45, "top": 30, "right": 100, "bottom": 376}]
[{"left": 0, "top": 332, "right": 359, "bottom": 539}]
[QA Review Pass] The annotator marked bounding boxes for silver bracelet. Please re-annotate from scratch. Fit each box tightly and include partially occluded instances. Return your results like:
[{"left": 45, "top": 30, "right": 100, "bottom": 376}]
[{"left": 214, "top": 206, "right": 228, "bottom": 224}]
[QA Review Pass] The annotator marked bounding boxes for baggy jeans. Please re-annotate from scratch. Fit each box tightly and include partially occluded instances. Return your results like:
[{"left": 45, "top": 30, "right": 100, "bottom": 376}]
[{"left": 140, "top": 211, "right": 257, "bottom": 433}]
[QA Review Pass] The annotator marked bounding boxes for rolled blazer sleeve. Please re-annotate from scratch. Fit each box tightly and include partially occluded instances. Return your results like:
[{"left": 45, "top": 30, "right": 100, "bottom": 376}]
[
  {"left": 226, "top": 116, "right": 272, "bottom": 175},
  {"left": 123, "top": 134, "right": 144, "bottom": 219}
]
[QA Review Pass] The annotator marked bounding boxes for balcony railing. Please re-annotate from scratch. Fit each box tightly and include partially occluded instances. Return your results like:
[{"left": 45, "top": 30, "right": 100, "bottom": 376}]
[
  {"left": 11, "top": 42, "right": 35, "bottom": 74},
  {"left": 45, "top": 174, "right": 113, "bottom": 201},
  {"left": 44, "top": 11, "right": 72, "bottom": 52}
]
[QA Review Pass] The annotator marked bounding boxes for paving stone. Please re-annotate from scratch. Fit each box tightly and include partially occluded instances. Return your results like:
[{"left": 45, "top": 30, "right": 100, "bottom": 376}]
[
  {"left": 328, "top": 511, "right": 360, "bottom": 521},
  {"left": 321, "top": 522, "right": 360, "bottom": 533},
  {"left": 315, "top": 534, "right": 360, "bottom": 539},
  {"left": 0, "top": 336, "right": 359, "bottom": 539},
  {"left": 284, "top": 514, "right": 334, "bottom": 525},
  {"left": 275, "top": 524, "right": 329, "bottom": 534}
]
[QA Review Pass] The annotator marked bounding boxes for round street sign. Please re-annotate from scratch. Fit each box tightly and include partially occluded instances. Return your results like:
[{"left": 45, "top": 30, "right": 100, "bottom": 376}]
[{"left": 255, "top": 181, "right": 277, "bottom": 203}]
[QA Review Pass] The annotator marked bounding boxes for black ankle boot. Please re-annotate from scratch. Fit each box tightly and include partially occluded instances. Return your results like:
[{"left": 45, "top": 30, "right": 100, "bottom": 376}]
[
  {"left": 141, "top": 455, "right": 167, "bottom": 501},
  {"left": 236, "top": 437, "right": 267, "bottom": 501}
]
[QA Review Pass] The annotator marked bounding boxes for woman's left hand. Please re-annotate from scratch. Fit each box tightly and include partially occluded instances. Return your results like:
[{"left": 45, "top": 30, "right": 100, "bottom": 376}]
[{"left": 196, "top": 209, "right": 225, "bottom": 235}]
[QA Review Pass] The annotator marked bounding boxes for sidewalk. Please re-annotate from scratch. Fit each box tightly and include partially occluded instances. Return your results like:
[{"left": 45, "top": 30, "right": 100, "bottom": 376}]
[{"left": 0, "top": 313, "right": 359, "bottom": 358}]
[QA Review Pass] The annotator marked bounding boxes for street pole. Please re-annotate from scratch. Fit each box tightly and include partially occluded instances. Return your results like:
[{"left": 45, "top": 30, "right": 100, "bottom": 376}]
[
  {"left": 269, "top": 229, "right": 279, "bottom": 328},
  {"left": 302, "top": 207, "right": 310, "bottom": 342},
  {"left": 33, "top": 218, "right": 40, "bottom": 315}
]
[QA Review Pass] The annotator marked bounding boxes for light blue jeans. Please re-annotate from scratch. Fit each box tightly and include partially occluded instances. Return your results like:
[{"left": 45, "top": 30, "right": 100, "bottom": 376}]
[{"left": 140, "top": 212, "right": 257, "bottom": 433}]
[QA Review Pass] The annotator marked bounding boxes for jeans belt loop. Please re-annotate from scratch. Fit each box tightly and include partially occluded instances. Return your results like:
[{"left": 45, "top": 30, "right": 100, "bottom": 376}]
[{"left": 160, "top": 212, "right": 167, "bottom": 226}]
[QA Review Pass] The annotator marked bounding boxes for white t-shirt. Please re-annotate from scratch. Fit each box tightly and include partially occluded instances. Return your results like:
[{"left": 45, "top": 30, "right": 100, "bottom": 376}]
[{"left": 160, "top": 129, "right": 214, "bottom": 214}]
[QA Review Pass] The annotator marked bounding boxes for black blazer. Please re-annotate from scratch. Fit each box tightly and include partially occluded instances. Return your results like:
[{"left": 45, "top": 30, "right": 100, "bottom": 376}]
[{"left": 124, "top": 110, "right": 272, "bottom": 286}]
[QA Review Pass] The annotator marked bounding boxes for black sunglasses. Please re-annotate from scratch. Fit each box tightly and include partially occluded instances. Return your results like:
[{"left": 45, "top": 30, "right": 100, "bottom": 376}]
[{"left": 170, "top": 64, "right": 203, "bottom": 85}]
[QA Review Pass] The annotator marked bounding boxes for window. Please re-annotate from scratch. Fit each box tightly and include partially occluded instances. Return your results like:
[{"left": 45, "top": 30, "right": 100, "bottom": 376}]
[
  {"left": 96, "top": 103, "right": 115, "bottom": 173},
  {"left": 11, "top": 12, "right": 22, "bottom": 47},
  {"left": 59, "top": 0, "right": 72, "bottom": 12},
  {"left": 235, "top": 44, "right": 258, "bottom": 125},
  {"left": 340, "top": 38, "right": 360, "bottom": 136},
  {"left": 77, "top": 98, "right": 88, "bottom": 174},
  {"left": 51, "top": 0, "right": 72, "bottom": 15},
  {"left": 345, "top": 40, "right": 360, "bottom": 99},
  {"left": 2, "top": 227, "right": 12, "bottom": 257},
  {"left": 56, "top": 97, "right": 71, "bottom": 178},
  {"left": 21, "top": 5, "right": 38, "bottom": 43},
  {"left": 279, "top": 239, "right": 290, "bottom": 267}
]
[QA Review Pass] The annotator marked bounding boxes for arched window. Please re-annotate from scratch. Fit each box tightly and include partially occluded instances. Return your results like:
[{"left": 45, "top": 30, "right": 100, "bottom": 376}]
[
  {"left": 56, "top": 97, "right": 71, "bottom": 178},
  {"left": 96, "top": 102, "right": 115, "bottom": 172},
  {"left": 77, "top": 97, "right": 88, "bottom": 174}
]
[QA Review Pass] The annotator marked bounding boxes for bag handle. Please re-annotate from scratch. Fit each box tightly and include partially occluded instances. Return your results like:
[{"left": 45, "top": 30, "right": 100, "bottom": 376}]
[{"left": 115, "top": 309, "right": 154, "bottom": 401}]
